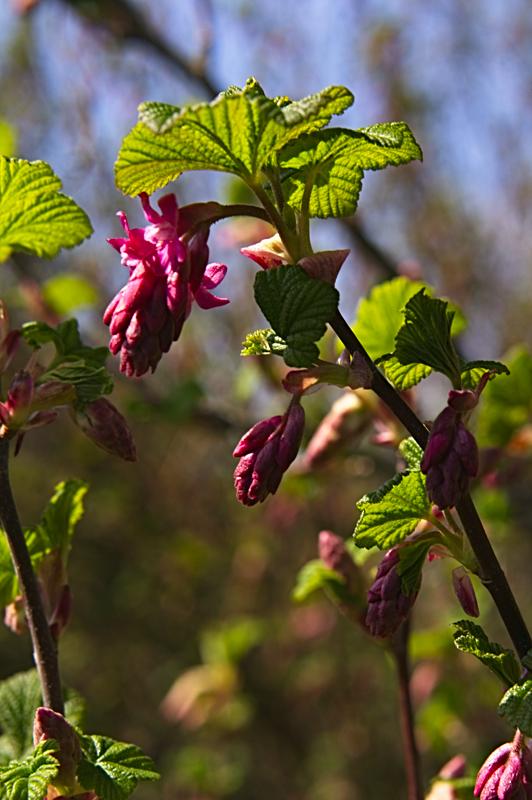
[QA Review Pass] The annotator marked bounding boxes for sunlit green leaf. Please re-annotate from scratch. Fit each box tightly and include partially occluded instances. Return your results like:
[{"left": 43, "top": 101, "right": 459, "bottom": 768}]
[
  {"left": 0, "top": 741, "right": 59, "bottom": 800},
  {"left": 115, "top": 80, "right": 353, "bottom": 194},
  {"left": 0, "top": 157, "right": 92, "bottom": 262},
  {"left": 354, "top": 471, "right": 430, "bottom": 549},
  {"left": 353, "top": 277, "right": 427, "bottom": 360}
]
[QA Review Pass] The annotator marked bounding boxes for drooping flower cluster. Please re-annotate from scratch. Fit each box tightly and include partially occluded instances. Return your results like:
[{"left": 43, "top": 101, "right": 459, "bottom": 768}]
[
  {"left": 233, "top": 399, "right": 305, "bottom": 505},
  {"left": 105, "top": 193, "right": 229, "bottom": 377},
  {"left": 474, "top": 732, "right": 532, "bottom": 799},
  {"left": 421, "top": 404, "right": 479, "bottom": 509},
  {"left": 365, "top": 545, "right": 420, "bottom": 637}
]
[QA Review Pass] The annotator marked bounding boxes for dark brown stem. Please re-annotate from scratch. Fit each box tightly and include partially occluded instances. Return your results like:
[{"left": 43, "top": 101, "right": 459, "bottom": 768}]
[
  {"left": 390, "top": 621, "right": 423, "bottom": 800},
  {"left": 330, "top": 309, "right": 532, "bottom": 661},
  {"left": 0, "top": 438, "right": 63, "bottom": 712}
]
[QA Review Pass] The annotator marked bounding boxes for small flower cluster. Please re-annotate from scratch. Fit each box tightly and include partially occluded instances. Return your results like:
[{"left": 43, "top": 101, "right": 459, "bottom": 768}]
[
  {"left": 421, "top": 400, "right": 479, "bottom": 509},
  {"left": 105, "top": 193, "right": 228, "bottom": 377},
  {"left": 233, "top": 399, "right": 305, "bottom": 506},
  {"left": 365, "top": 546, "right": 420, "bottom": 637}
]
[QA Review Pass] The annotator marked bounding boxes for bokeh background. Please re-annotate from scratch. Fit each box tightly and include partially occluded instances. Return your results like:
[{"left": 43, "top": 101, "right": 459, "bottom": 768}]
[{"left": 1, "top": 1, "right": 532, "bottom": 798}]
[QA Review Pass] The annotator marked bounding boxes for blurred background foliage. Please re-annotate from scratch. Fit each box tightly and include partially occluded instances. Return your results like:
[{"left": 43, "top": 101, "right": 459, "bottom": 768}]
[{"left": 1, "top": 1, "right": 532, "bottom": 798}]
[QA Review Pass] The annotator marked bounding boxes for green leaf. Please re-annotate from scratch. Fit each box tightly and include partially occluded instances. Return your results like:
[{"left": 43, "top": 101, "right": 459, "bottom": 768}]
[
  {"left": 115, "top": 80, "right": 353, "bottom": 194},
  {"left": 253, "top": 265, "right": 339, "bottom": 367},
  {"left": 278, "top": 124, "right": 421, "bottom": 218},
  {"left": 0, "top": 157, "right": 92, "bottom": 262},
  {"left": 240, "top": 328, "right": 287, "bottom": 357},
  {"left": 460, "top": 360, "right": 509, "bottom": 391},
  {"left": 353, "top": 277, "right": 427, "bottom": 360},
  {"left": 0, "top": 741, "right": 59, "bottom": 800},
  {"left": 292, "top": 559, "right": 345, "bottom": 603},
  {"left": 21, "top": 319, "right": 113, "bottom": 408},
  {"left": 378, "top": 355, "right": 432, "bottom": 390},
  {"left": 78, "top": 735, "right": 159, "bottom": 800},
  {"left": 26, "top": 479, "right": 88, "bottom": 563},
  {"left": 394, "top": 290, "right": 462, "bottom": 385},
  {"left": 0, "top": 481, "right": 87, "bottom": 610},
  {"left": 0, "top": 672, "right": 43, "bottom": 760},
  {"left": 475, "top": 346, "right": 532, "bottom": 447},
  {"left": 0, "top": 534, "right": 18, "bottom": 610},
  {"left": 398, "top": 437, "right": 424, "bottom": 470},
  {"left": 42, "top": 274, "right": 99, "bottom": 316},
  {"left": 354, "top": 470, "right": 430, "bottom": 549},
  {"left": 452, "top": 620, "right": 522, "bottom": 687},
  {"left": 397, "top": 540, "right": 433, "bottom": 595},
  {"left": 499, "top": 680, "right": 532, "bottom": 735},
  {"left": 0, "top": 671, "right": 85, "bottom": 765}
]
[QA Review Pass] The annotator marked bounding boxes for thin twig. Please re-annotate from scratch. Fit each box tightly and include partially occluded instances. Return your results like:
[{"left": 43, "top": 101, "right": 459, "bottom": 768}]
[
  {"left": 0, "top": 438, "right": 63, "bottom": 712},
  {"left": 390, "top": 620, "right": 423, "bottom": 800},
  {"left": 330, "top": 309, "right": 532, "bottom": 661}
]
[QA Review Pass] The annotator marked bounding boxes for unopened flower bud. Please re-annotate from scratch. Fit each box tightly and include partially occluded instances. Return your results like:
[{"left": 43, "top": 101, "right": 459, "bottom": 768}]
[
  {"left": 4, "top": 595, "right": 26, "bottom": 635},
  {"left": 240, "top": 233, "right": 290, "bottom": 269},
  {"left": 0, "top": 371, "right": 34, "bottom": 428},
  {"left": 365, "top": 546, "right": 421, "bottom": 637},
  {"left": 474, "top": 733, "right": 532, "bottom": 800},
  {"left": 302, "top": 391, "right": 371, "bottom": 470},
  {"left": 71, "top": 398, "right": 136, "bottom": 461},
  {"left": 233, "top": 401, "right": 305, "bottom": 506},
  {"left": 421, "top": 406, "right": 479, "bottom": 509},
  {"left": 452, "top": 567, "right": 479, "bottom": 617},
  {"left": 319, "top": 531, "right": 361, "bottom": 593},
  {"left": 33, "top": 707, "right": 80, "bottom": 792}
]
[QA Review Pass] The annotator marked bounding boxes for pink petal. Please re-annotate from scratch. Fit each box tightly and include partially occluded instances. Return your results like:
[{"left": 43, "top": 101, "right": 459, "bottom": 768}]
[
  {"left": 202, "top": 263, "right": 227, "bottom": 289},
  {"left": 157, "top": 193, "right": 178, "bottom": 226},
  {"left": 194, "top": 287, "right": 230, "bottom": 309},
  {"left": 139, "top": 192, "right": 160, "bottom": 224}
]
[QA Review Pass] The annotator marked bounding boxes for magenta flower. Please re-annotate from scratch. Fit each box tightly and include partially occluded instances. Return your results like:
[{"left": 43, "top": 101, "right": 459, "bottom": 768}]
[
  {"left": 474, "top": 733, "right": 532, "bottom": 799},
  {"left": 233, "top": 400, "right": 305, "bottom": 505},
  {"left": 105, "top": 193, "right": 229, "bottom": 377}
]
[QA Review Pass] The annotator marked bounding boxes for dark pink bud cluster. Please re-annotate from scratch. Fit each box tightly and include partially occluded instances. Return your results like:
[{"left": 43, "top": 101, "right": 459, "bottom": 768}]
[
  {"left": 233, "top": 401, "right": 305, "bottom": 505},
  {"left": 421, "top": 405, "right": 479, "bottom": 509},
  {"left": 474, "top": 733, "right": 532, "bottom": 799},
  {"left": 365, "top": 546, "right": 420, "bottom": 637},
  {"left": 105, "top": 193, "right": 228, "bottom": 377},
  {"left": 70, "top": 398, "right": 136, "bottom": 461},
  {"left": 0, "top": 372, "right": 74, "bottom": 434},
  {"left": 33, "top": 707, "right": 81, "bottom": 792}
]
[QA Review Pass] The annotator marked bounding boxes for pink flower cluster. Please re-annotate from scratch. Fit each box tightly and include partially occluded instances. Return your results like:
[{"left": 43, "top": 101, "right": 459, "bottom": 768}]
[{"left": 105, "top": 193, "right": 229, "bottom": 377}]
